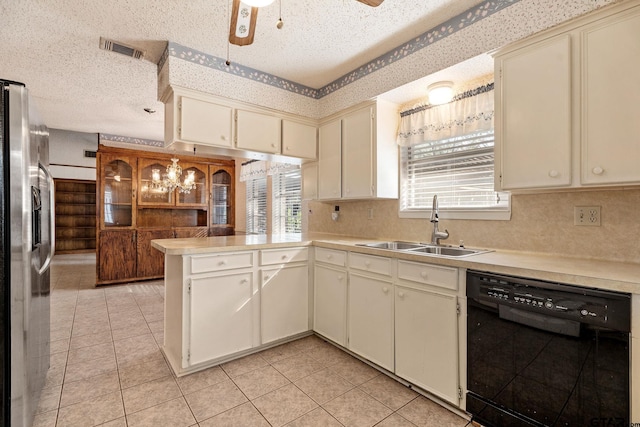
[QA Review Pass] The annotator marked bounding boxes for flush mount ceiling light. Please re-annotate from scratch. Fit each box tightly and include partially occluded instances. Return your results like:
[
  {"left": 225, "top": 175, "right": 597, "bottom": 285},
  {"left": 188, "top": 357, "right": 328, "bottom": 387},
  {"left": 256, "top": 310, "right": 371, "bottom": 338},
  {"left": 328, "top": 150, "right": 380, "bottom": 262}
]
[{"left": 427, "top": 81, "right": 454, "bottom": 105}]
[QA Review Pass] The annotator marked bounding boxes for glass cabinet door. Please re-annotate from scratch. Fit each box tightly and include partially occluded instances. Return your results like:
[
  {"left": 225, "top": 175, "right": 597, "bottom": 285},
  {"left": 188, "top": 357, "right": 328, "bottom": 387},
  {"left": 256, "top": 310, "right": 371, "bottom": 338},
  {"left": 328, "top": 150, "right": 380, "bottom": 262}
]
[
  {"left": 138, "top": 158, "right": 174, "bottom": 206},
  {"left": 101, "top": 156, "right": 134, "bottom": 228},
  {"left": 210, "top": 165, "right": 235, "bottom": 233},
  {"left": 177, "top": 162, "right": 208, "bottom": 207}
]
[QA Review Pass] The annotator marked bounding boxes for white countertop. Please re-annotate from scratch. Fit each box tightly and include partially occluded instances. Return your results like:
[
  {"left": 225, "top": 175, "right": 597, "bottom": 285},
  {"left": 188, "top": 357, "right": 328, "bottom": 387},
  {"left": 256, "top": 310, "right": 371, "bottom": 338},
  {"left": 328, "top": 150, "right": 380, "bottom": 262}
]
[{"left": 152, "top": 233, "right": 640, "bottom": 294}]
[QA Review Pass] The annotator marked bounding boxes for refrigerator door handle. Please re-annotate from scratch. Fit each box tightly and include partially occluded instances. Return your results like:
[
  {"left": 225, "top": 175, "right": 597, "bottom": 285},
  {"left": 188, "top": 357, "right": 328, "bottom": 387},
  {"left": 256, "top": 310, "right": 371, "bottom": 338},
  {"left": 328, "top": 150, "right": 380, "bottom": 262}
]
[{"left": 38, "top": 163, "right": 54, "bottom": 275}]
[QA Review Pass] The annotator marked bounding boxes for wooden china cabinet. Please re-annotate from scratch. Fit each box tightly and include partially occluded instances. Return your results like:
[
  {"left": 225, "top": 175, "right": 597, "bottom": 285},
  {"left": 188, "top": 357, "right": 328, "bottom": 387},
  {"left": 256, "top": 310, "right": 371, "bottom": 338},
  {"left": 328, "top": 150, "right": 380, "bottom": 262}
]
[{"left": 96, "top": 146, "right": 235, "bottom": 285}]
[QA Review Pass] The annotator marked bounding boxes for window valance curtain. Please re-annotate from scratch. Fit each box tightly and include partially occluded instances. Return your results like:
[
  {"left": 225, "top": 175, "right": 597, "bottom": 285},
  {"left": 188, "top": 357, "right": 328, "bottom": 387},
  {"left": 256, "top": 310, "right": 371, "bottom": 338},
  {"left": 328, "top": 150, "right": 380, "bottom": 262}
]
[
  {"left": 239, "top": 160, "right": 299, "bottom": 182},
  {"left": 396, "top": 86, "right": 494, "bottom": 147}
]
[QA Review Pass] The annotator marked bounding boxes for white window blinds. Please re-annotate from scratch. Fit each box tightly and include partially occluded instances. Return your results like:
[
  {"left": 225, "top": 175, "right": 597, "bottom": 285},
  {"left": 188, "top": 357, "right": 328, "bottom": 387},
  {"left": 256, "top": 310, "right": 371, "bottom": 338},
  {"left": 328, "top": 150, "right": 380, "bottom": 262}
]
[
  {"left": 400, "top": 130, "right": 509, "bottom": 211},
  {"left": 246, "top": 176, "right": 267, "bottom": 234},
  {"left": 272, "top": 168, "right": 302, "bottom": 234}
]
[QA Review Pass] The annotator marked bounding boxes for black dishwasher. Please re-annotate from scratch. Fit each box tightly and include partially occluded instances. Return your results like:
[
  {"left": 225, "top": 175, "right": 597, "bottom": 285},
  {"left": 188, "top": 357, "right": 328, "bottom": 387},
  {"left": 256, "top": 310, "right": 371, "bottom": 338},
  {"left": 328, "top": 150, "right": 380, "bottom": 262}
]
[{"left": 466, "top": 270, "right": 630, "bottom": 427}]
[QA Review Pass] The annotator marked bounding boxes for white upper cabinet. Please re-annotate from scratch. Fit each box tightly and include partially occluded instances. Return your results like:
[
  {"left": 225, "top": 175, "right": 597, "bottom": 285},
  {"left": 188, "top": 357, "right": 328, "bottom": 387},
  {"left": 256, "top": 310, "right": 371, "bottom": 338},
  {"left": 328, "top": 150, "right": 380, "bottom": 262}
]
[
  {"left": 302, "top": 162, "right": 318, "bottom": 201},
  {"left": 236, "top": 110, "right": 282, "bottom": 154},
  {"left": 496, "top": 35, "right": 572, "bottom": 190},
  {"left": 318, "top": 119, "right": 342, "bottom": 200},
  {"left": 494, "top": 1, "right": 640, "bottom": 191},
  {"left": 317, "top": 99, "right": 399, "bottom": 200},
  {"left": 180, "top": 97, "right": 234, "bottom": 148},
  {"left": 163, "top": 86, "right": 315, "bottom": 160},
  {"left": 282, "top": 120, "right": 317, "bottom": 159},
  {"left": 342, "top": 106, "right": 374, "bottom": 198},
  {"left": 581, "top": 8, "right": 640, "bottom": 185}
]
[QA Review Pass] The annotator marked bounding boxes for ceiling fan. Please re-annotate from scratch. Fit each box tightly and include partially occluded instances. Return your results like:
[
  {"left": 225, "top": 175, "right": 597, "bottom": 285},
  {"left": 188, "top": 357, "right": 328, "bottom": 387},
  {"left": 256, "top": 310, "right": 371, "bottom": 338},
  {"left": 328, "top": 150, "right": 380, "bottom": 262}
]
[{"left": 229, "top": 0, "right": 385, "bottom": 46}]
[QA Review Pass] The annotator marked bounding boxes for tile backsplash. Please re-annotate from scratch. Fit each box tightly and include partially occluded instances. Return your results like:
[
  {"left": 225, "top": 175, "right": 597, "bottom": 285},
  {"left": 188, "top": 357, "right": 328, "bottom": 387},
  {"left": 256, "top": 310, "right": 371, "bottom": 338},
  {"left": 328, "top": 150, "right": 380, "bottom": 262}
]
[{"left": 305, "top": 188, "right": 640, "bottom": 264}]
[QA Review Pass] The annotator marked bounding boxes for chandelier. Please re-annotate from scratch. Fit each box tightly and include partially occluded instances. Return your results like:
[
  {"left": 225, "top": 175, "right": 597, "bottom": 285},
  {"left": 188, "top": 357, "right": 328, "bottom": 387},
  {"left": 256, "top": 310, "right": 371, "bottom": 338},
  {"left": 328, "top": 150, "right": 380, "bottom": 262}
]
[{"left": 149, "top": 158, "right": 196, "bottom": 194}]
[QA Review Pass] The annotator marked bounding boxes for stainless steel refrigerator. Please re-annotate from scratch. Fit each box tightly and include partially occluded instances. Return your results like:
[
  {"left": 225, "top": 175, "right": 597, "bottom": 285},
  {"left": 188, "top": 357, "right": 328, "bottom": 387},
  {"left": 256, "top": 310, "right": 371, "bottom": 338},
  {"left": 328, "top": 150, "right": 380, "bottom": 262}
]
[{"left": 0, "top": 79, "right": 52, "bottom": 427}]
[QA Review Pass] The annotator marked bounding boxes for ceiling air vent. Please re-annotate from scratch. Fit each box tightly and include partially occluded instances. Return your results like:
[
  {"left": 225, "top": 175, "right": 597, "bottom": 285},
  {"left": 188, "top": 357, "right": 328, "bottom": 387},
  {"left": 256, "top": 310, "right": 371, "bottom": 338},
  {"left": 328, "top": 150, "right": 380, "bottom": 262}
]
[
  {"left": 99, "top": 37, "right": 144, "bottom": 60},
  {"left": 84, "top": 150, "right": 97, "bottom": 158}
]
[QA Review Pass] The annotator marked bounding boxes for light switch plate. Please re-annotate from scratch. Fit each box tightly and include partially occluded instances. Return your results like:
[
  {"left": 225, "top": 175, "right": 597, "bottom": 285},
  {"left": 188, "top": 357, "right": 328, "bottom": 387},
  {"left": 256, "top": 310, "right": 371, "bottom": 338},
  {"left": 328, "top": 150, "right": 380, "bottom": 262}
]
[{"left": 574, "top": 206, "right": 601, "bottom": 226}]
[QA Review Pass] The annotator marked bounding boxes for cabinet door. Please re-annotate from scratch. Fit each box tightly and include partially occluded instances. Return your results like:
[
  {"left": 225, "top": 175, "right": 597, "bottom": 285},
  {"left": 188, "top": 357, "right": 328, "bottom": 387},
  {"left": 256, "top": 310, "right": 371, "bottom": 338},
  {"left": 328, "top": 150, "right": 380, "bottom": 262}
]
[
  {"left": 317, "top": 119, "right": 342, "bottom": 200},
  {"left": 282, "top": 120, "right": 317, "bottom": 159},
  {"left": 99, "top": 154, "right": 135, "bottom": 229},
  {"left": 261, "top": 264, "right": 309, "bottom": 344},
  {"left": 395, "top": 285, "right": 459, "bottom": 404},
  {"left": 179, "top": 96, "right": 233, "bottom": 148},
  {"left": 581, "top": 9, "right": 640, "bottom": 185},
  {"left": 136, "top": 229, "right": 173, "bottom": 278},
  {"left": 176, "top": 162, "right": 208, "bottom": 207},
  {"left": 348, "top": 273, "right": 394, "bottom": 371},
  {"left": 210, "top": 165, "right": 235, "bottom": 233},
  {"left": 236, "top": 110, "right": 281, "bottom": 154},
  {"left": 342, "top": 106, "right": 374, "bottom": 198},
  {"left": 497, "top": 35, "right": 572, "bottom": 190},
  {"left": 313, "top": 264, "right": 347, "bottom": 346},
  {"left": 301, "top": 163, "right": 318, "bottom": 201},
  {"left": 138, "top": 158, "right": 174, "bottom": 206},
  {"left": 98, "top": 230, "right": 137, "bottom": 282},
  {"left": 188, "top": 272, "right": 253, "bottom": 366}
]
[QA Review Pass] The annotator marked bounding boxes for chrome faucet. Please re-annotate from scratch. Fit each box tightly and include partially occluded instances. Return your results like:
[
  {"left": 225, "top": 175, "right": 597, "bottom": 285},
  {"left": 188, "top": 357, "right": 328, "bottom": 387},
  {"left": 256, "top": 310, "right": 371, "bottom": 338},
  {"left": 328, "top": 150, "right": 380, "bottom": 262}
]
[{"left": 430, "top": 195, "right": 449, "bottom": 245}]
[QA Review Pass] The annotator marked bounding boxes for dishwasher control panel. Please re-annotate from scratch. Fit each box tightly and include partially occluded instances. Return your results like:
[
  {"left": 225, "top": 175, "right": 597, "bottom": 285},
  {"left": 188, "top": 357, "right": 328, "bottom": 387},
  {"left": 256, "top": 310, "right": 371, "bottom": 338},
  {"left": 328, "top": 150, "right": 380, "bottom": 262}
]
[{"left": 467, "top": 270, "right": 631, "bottom": 332}]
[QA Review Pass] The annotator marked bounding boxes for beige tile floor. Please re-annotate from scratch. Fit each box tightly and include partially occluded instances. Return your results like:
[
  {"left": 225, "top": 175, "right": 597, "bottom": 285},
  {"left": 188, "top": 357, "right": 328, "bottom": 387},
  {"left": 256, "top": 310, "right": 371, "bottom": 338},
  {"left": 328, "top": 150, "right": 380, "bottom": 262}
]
[{"left": 34, "top": 253, "right": 470, "bottom": 427}]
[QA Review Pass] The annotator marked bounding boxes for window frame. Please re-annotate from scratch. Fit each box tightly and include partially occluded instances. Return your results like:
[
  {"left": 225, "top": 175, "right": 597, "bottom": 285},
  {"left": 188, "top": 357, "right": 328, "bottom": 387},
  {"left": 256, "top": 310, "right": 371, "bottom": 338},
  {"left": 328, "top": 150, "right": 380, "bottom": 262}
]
[{"left": 398, "top": 130, "right": 511, "bottom": 221}]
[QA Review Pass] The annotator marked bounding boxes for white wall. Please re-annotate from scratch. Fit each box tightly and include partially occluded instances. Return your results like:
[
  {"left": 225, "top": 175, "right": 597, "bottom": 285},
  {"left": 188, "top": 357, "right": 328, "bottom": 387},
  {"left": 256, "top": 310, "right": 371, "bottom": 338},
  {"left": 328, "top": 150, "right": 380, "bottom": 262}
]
[{"left": 49, "top": 129, "right": 98, "bottom": 181}]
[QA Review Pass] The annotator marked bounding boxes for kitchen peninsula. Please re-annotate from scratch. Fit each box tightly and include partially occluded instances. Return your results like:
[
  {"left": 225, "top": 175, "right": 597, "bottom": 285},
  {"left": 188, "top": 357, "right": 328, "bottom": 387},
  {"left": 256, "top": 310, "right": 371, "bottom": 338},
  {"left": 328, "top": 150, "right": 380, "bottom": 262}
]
[{"left": 152, "top": 233, "right": 640, "bottom": 417}]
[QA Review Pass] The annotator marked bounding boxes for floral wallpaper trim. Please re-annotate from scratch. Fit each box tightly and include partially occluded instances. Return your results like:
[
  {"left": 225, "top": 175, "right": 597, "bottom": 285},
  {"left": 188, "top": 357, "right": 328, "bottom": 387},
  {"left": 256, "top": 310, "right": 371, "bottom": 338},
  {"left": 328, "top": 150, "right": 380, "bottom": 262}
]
[
  {"left": 163, "top": 0, "right": 521, "bottom": 100},
  {"left": 99, "top": 133, "right": 164, "bottom": 147},
  {"left": 166, "top": 42, "right": 319, "bottom": 99}
]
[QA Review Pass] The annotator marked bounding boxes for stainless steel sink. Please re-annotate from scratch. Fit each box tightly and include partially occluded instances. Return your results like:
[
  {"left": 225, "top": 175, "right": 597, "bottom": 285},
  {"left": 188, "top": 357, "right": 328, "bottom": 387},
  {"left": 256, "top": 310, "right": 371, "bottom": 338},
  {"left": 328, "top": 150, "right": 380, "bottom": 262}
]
[
  {"left": 356, "top": 241, "right": 427, "bottom": 250},
  {"left": 356, "top": 240, "right": 490, "bottom": 257},
  {"left": 407, "top": 246, "right": 488, "bottom": 257}
]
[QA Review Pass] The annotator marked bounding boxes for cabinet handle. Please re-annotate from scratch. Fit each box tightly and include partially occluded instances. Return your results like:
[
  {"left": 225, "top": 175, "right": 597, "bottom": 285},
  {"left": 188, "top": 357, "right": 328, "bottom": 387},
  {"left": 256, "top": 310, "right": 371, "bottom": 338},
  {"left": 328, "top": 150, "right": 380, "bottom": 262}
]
[
  {"left": 132, "top": 189, "right": 136, "bottom": 199},
  {"left": 327, "top": 254, "right": 333, "bottom": 259},
  {"left": 382, "top": 287, "right": 389, "bottom": 293},
  {"left": 548, "top": 170, "right": 559, "bottom": 178},
  {"left": 264, "top": 275, "right": 270, "bottom": 281},
  {"left": 271, "top": 143, "right": 277, "bottom": 148},
  {"left": 218, "top": 260, "right": 227, "bottom": 266},
  {"left": 240, "top": 278, "right": 248, "bottom": 284},
  {"left": 364, "top": 261, "right": 371, "bottom": 267},
  {"left": 420, "top": 271, "right": 428, "bottom": 279},
  {"left": 592, "top": 166, "right": 604, "bottom": 175},
  {"left": 286, "top": 146, "right": 290, "bottom": 151},
  {"left": 398, "top": 291, "right": 405, "bottom": 298},
  {"left": 338, "top": 275, "right": 344, "bottom": 281},
  {"left": 281, "top": 255, "right": 288, "bottom": 260},
  {"left": 221, "top": 135, "right": 227, "bottom": 141}
]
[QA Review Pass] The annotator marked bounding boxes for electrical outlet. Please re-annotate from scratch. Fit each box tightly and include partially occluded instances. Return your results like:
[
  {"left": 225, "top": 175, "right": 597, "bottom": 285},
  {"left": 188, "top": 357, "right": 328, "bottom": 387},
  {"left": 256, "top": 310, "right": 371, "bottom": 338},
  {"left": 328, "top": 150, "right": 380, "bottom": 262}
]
[{"left": 574, "top": 206, "right": 601, "bottom": 226}]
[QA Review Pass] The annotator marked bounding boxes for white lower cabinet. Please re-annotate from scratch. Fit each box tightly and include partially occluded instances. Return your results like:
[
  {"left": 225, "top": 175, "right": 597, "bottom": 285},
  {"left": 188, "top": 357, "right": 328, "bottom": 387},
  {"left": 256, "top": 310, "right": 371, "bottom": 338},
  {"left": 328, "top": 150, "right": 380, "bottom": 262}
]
[
  {"left": 188, "top": 271, "right": 254, "bottom": 366},
  {"left": 314, "top": 263, "right": 347, "bottom": 346},
  {"left": 348, "top": 272, "right": 394, "bottom": 371},
  {"left": 395, "top": 283, "right": 459, "bottom": 404},
  {"left": 261, "top": 264, "right": 309, "bottom": 344}
]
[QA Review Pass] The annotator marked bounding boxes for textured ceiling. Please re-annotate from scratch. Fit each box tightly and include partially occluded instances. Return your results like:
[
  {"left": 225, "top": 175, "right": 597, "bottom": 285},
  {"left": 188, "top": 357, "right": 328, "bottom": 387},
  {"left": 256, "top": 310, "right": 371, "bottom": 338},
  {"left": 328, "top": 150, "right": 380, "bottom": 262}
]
[{"left": 0, "top": 0, "right": 489, "bottom": 141}]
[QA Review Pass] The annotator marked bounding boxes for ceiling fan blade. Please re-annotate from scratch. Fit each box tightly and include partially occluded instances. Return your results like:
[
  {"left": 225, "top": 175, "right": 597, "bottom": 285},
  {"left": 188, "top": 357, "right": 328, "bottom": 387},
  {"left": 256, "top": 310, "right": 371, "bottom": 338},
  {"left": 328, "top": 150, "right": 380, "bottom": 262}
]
[
  {"left": 355, "top": 0, "right": 385, "bottom": 6},
  {"left": 229, "top": 0, "right": 258, "bottom": 46}
]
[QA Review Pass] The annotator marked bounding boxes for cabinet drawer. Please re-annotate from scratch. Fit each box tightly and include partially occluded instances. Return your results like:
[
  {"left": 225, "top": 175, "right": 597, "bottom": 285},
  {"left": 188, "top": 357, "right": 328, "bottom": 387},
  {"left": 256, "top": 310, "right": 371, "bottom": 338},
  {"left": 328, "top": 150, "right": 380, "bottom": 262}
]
[
  {"left": 260, "top": 247, "right": 308, "bottom": 265},
  {"left": 189, "top": 251, "right": 253, "bottom": 274},
  {"left": 397, "top": 260, "right": 458, "bottom": 291},
  {"left": 314, "top": 247, "right": 347, "bottom": 267},
  {"left": 349, "top": 252, "right": 392, "bottom": 277}
]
